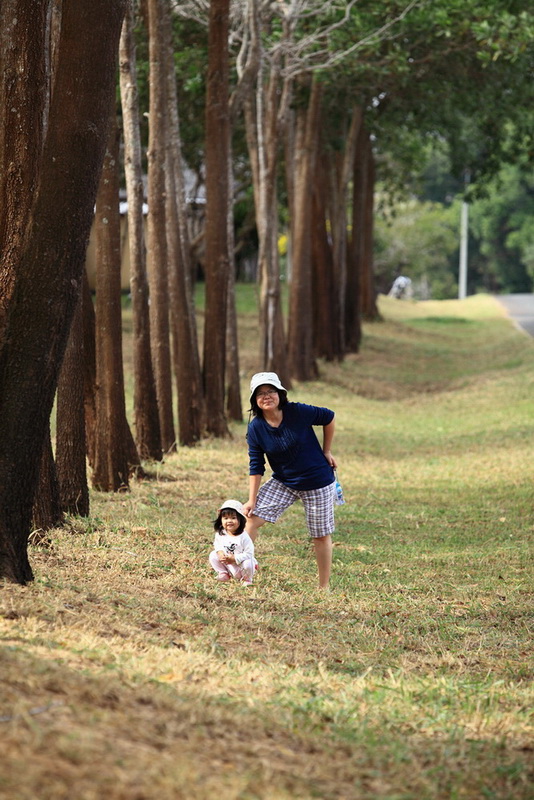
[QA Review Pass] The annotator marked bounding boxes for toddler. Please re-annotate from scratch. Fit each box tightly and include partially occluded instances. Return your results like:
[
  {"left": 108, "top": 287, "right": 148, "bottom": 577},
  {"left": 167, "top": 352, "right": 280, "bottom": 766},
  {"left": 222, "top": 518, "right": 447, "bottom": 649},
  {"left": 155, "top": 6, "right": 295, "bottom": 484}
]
[{"left": 209, "top": 499, "right": 258, "bottom": 586}]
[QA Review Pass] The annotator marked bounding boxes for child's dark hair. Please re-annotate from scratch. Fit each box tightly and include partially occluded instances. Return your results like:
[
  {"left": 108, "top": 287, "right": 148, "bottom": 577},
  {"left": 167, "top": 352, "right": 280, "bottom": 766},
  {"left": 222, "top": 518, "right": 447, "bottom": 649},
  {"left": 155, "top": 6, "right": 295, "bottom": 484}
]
[{"left": 213, "top": 507, "right": 246, "bottom": 535}]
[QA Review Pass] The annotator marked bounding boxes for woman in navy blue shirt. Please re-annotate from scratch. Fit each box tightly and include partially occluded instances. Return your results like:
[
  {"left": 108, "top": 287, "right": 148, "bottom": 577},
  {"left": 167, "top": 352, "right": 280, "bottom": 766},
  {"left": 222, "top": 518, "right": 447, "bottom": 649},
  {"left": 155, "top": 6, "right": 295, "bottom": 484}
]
[{"left": 243, "top": 372, "right": 337, "bottom": 589}]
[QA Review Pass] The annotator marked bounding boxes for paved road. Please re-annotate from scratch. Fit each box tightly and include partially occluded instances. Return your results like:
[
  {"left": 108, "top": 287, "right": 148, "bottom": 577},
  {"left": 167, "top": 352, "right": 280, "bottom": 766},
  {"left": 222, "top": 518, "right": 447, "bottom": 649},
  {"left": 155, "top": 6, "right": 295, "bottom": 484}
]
[{"left": 495, "top": 294, "right": 534, "bottom": 337}]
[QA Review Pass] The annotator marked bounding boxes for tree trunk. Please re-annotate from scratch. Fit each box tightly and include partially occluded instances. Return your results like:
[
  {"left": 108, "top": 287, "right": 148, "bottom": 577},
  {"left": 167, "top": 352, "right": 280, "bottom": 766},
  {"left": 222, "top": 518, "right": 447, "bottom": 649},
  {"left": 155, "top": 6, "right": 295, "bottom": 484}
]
[
  {"left": 163, "top": 5, "right": 206, "bottom": 444},
  {"left": 82, "top": 270, "right": 97, "bottom": 467},
  {"left": 119, "top": 0, "right": 162, "bottom": 461},
  {"left": 32, "top": 427, "right": 63, "bottom": 535},
  {"left": 92, "top": 116, "right": 132, "bottom": 492},
  {"left": 360, "top": 137, "right": 379, "bottom": 320},
  {"left": 56, "top": 288, "right": 90, "bottom": 516},
  {"left": 311, "top": 154, "right": 336, "bottom": 361},
  {"left": 225, "top": 255, "right": 242, "bottom": 421},
  {"left": 0, "top": 0, "right": 126, "bottom": 584},
  {"left": 203, "top": 0, "right": 231, "bottom": 437},
  {"left": 0, "top": 0, "right": 47, "bottom": 341},
  {"left": 147, "top": 0, "right": 176, "bottom": 452},
  {"left": 287, "top": 77, "right": 322, "bottom": 381},
  {"left": 346, "top": 122, "right": 368, "bottom": 353},
  {"left": 329, "top": 106, "right": 362, "bottom": 358},
  {"left": 225, "top": 84, "right": 242, "bottom": 421}
]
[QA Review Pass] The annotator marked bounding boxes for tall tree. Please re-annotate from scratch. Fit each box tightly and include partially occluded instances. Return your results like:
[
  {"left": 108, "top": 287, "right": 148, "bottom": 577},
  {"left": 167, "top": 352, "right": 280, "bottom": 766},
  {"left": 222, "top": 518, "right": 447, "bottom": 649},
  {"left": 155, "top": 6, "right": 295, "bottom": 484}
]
[
  {"left": 203, "top": 0, "right": 231, "bottom": 436},
  {"left": 287, "top": 77, "right": 322, "bottom": 381},
  {"left": 0, "top": 0, "right": 127, "bottom": 584},
  {"left": 119, "top": 0, "right": 163, "bottom": 462},
  {"left": 147, "top": 0, "right": 176, "bottom": 452},
  {"left": 92, "top": 117, "right": 133, "bottom": 491}
]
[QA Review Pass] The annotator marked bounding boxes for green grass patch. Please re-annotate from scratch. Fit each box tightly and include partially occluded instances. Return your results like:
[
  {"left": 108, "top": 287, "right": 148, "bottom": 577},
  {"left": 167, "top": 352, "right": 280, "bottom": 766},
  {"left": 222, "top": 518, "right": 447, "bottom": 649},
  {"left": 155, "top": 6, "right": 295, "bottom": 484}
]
[{"left": 1, "top": 291, "right": 533, "bottom": 799}]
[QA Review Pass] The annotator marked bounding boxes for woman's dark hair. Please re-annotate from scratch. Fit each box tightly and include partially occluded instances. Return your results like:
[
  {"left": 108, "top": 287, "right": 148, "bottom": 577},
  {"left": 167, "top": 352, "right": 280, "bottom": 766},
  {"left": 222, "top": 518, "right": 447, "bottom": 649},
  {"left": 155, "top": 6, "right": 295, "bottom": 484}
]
[
  {"left": 249, "top": 386, "right": 288, "bottom": 418},
  {"left": 213, "top": 508, "right": 246, "bottom": 535}
]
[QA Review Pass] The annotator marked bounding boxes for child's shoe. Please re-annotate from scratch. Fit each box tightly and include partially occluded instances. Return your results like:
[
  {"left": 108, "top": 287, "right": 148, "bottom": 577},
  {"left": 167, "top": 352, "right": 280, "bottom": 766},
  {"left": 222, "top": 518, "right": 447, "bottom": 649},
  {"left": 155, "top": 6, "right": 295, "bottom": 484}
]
[
  {"left": 240, "top": 579, "right": 253, "bottom": 586},
  {"left": 217, "top": 572, "right": 230, "bottom": 581}
]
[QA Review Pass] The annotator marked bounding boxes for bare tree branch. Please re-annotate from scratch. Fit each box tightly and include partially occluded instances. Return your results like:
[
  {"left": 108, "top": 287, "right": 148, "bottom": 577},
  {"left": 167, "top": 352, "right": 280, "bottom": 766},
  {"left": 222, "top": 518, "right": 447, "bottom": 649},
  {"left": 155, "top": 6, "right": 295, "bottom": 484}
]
[{"left": 283, "top": 0, "right": 426, "bottom": 78}]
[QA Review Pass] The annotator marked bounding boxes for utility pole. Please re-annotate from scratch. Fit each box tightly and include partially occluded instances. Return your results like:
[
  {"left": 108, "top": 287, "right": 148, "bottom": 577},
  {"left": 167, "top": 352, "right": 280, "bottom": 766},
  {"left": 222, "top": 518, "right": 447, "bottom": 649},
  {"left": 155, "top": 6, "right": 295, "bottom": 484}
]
[{"left": 458, "top": 169, "right": 470, "bottom": 300}]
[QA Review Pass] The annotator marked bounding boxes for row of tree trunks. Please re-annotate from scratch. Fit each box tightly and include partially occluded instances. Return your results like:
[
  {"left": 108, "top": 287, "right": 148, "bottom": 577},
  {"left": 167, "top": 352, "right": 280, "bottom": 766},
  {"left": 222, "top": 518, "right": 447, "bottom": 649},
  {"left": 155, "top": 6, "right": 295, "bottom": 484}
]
[
  {"left": 119, "top": 1, "right": 162, "bottom": 462},
  {"left": 163, "top": 2, "right": 207, "bottom": 444},
  {"left": 286, "top": 94, "right": 376, "bottom": 367},
  {"left": 243, "top": 3, "right": 291, "bottom": 389}
]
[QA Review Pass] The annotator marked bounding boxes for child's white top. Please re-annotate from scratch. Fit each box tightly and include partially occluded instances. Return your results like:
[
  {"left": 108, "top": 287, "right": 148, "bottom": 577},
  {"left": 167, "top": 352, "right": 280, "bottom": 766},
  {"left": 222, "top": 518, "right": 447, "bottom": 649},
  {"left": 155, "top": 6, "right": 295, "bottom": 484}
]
[{"left": 212, "top": 530, "right": 255, "bottom": 565}]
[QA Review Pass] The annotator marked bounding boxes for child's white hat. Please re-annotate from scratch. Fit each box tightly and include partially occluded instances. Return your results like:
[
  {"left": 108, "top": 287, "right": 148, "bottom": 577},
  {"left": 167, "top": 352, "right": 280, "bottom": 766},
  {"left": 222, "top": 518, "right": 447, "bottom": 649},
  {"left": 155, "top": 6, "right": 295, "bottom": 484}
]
[
  {"left": 249, "top": 372, "right": 286, "bottom": 404},
  {"left": 218, "top": 499, "right": 246, "bottom": 518}
]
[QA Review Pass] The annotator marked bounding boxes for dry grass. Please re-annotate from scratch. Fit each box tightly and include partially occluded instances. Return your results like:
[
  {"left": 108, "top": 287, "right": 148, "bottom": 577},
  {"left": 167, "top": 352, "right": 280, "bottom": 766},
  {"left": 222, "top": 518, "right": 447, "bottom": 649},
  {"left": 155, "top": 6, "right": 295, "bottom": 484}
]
[{"left": 1, "top": 292, "right": 533, "bottom": 799}]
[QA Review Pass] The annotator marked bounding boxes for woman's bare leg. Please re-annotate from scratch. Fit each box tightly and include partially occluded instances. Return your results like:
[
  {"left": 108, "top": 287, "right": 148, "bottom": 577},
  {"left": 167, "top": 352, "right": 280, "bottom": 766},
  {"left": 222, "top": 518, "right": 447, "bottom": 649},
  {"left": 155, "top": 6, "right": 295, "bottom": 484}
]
[
  {"left": 245, "top": 513, "right": 266, "bottom": 543},
  {"left": 313, "top": 534, "right": 332, "bottom": 589}
]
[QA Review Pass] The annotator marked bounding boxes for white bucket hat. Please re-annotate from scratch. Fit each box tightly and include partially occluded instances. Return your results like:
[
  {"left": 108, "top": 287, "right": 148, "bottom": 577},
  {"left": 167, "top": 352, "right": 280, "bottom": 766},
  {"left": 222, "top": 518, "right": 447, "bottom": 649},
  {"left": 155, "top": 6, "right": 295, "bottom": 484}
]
[
  {"left": 249, "top": 372, "right": 287, "bottom": 404},
  {"left": 218, "top": 499, "right": 246, "bottom": 520}
]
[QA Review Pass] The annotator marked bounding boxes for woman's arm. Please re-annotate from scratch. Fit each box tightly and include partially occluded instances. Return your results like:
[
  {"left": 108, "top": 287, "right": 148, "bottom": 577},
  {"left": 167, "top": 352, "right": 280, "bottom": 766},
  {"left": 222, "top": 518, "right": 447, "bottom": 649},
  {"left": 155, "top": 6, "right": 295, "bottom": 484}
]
[
  {"left": 243, "top": 474, "right": 262, "bottom": 517},
  {"left": 322, "top": 417, "right": 337, "bottom": 468}
]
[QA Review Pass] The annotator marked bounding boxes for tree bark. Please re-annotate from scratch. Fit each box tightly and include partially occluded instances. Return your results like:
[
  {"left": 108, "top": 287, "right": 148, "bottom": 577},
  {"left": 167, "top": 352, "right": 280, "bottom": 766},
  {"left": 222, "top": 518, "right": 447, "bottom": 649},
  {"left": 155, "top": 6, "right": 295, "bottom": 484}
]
[
  {"left": 147, "top": 0, "right": 176, "bottom": 452},
  {"left": 329, "top": 106, "right": 362, "bottom": 358},
  {"left": 346, "top": 122, "right": 368, "bottom": 352},
  {"left": 119, "top": 0, "right": 162, "bottom": 461},
  {"left": 92, "top": 116, "right": 133, "bottom": 492},
  {"left": 56, "top": 288, "right": 90, "bottom": 516},
  {"left": 360, "top": 136, "right": 379, "bottom": 320},
  {"left": 0, "top": 0, "right": 127, "bottom": 584},
  {"left": 203, "top": 0, "right": 231, "bottom": 437},
  {"left": 287, "top": 77, "right": 322, "bottom": 381},
  {"left": 32, "top": 427, "right": 63, "bottom": 535},
  {"left": 82, "top": 270, "right": 97, "bottom": 467},
  {"left": 311, "top": 154, "right": 335, "bottom": 361},
  {"left": 0, "top": 0, "right": 47, "bottom": 342}
]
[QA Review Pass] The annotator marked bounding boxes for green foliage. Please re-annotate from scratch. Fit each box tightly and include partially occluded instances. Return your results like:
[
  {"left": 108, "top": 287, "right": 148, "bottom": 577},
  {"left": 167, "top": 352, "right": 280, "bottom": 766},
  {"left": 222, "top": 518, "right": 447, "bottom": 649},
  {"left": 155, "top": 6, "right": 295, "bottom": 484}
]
[
  {"left": 375, "top": 198, "right": 460, "bottom": 299},
  {"left": 470, "top": 160, "right": 534, "bottom": 291},
  {"left": 375, "top": 130, "right": 534, "bottom": 298}
]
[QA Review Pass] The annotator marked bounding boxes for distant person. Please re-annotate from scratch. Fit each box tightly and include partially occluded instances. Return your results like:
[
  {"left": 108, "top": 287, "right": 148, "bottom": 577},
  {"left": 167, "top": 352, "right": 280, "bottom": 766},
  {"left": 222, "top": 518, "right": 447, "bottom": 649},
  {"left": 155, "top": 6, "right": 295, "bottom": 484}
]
[
  {"left": 209, "top": 500, "right": 258, "bottom": 586},
  {"left": 243, "top": 372, "right": 337, "bottom": 589},
  {"left": 388, "top": 275, "right": 412, "bottom": 299}
]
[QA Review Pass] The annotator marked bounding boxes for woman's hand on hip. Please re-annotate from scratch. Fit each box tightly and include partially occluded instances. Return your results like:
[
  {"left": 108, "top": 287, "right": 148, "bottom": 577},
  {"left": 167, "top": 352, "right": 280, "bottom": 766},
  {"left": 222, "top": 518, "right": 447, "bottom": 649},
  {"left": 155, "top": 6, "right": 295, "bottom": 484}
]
[{"left": 324, "top": 451, "right": 337, "bottom": 469}]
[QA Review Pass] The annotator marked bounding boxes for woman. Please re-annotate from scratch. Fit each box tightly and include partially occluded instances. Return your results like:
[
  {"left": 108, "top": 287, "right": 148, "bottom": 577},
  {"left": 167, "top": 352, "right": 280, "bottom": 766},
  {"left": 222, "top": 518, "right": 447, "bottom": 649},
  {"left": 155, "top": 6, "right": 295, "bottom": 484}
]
[{"left": 243, "top": 371, "right": 337, "bottom": 589}]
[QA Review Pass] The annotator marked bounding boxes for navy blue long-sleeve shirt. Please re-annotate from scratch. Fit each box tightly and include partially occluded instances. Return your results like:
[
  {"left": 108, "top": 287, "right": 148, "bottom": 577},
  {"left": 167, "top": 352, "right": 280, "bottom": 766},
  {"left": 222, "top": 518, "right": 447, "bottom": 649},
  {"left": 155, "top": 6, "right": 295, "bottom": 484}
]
[{"left": 247, "top": 402, "right": 335, "bottom": 490}]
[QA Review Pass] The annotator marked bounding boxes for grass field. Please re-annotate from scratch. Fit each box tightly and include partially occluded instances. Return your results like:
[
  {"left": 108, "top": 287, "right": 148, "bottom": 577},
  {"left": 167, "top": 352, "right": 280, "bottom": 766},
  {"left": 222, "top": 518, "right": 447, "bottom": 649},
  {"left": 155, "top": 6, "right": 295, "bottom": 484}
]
[{"left": 1, "top": 292, "right": 533, "bottom": 799}]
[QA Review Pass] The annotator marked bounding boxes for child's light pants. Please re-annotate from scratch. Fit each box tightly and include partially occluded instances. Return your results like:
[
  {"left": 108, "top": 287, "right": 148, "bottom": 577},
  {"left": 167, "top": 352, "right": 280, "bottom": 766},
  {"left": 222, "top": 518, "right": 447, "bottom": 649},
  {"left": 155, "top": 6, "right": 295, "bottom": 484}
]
[{"left": 209, "top": 551, "right": 256, "bottom": 582}]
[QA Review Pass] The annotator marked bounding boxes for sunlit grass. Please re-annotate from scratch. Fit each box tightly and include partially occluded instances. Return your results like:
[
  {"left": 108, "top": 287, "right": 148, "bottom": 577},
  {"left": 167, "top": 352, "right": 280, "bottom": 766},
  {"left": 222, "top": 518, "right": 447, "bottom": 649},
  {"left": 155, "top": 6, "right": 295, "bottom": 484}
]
[{"left": 1, "top": 290, "right": 533, "bottom": 799}]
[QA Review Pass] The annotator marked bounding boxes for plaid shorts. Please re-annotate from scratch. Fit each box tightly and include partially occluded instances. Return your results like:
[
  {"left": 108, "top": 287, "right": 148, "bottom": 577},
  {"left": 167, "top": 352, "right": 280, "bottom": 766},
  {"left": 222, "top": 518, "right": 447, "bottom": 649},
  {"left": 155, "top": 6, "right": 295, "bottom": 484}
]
[{"left": 252, "top": 477, "right": 336, "bottom": 538}]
